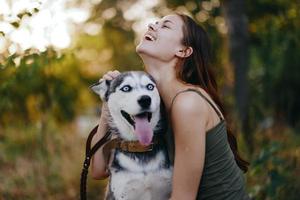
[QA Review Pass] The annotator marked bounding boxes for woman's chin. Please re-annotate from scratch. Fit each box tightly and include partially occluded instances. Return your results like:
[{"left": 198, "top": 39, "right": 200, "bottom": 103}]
[
  {"left": 136, "top": 40, "right": 155, "bottom": 52},
  {"left": 136, "top": 42, "right": 168, "bottom": 63},
  {"left": 136, "top": 45, "right": 154, "bottom": 58},
  {"left": 136, "top": 43, "right": 148, "bottom": 54},
  {"left": 135, "top": 44, "right": 143, "bottom": 54}
]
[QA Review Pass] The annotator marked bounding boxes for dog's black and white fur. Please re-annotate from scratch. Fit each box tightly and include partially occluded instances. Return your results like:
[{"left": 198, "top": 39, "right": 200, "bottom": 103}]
[{"left": 91, "top": 71, "right": 172, "bottom": 200}]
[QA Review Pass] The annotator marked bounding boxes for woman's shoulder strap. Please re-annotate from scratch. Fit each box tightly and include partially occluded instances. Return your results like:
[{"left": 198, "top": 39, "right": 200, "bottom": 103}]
[{"left": 170, "top": 88, "right": 224, "bottom": 121}]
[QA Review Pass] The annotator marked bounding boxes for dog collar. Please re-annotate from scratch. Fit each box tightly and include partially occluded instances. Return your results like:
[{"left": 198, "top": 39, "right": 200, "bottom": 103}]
[{"left": 103, "top": 135, "right": 163, "bottom": 153}]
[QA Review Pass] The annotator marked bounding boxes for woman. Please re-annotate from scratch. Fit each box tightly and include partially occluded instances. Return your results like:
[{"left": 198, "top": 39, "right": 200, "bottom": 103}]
[{"left": 91, "top": 13, "right": 250, "bottom": 199}]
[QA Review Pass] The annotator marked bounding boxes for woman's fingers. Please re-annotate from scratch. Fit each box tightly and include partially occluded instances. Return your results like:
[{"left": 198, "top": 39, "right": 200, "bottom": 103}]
[
  {"left": 103, "top": 74, "right": 114, "bottom": 80},
  {"left": 111, "top": 70, "right": 121, "bottom": 78},
  {"left": 99, "top": 70, "right": 121, "bottom": 82}
]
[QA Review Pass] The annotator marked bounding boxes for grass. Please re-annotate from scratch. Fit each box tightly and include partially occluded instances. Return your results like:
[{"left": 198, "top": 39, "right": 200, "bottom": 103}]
[{"left": 0, "top": 120, "right": 107, "bottom": 200}]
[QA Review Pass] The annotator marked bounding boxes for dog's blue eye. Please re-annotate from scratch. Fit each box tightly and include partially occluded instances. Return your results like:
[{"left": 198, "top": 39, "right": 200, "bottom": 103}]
[
  {"left": 146, "top": 84, "right": 155, "bottom": 91},
  {"left": 120, "top": 85, "right": 132, "bottom": 92}
]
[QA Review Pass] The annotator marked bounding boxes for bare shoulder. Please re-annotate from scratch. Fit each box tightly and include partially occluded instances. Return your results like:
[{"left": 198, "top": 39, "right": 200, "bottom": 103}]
[
  {"left": 171, "top": 90, "right": 209, "bottom": 116},
  {"left": 171, "top": 90, "right": 210, "bottom": 127}
]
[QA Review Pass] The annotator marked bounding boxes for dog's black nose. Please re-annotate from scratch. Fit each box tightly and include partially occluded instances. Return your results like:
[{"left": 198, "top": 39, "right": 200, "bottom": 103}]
[{"left": 138, "top": 95, "right": 151, "bottom": 108}]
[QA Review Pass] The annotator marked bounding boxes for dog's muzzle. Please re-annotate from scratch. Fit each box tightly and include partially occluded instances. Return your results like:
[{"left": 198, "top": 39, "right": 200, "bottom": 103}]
[{"left": 120, "top": 110, "right": 152, "bottom": 128}]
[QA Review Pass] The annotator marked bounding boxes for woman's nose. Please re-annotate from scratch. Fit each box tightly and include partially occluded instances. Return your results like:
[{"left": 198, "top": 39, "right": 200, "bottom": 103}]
[{"left": 147, "top": 23, "right": 157, "bottom": 31}]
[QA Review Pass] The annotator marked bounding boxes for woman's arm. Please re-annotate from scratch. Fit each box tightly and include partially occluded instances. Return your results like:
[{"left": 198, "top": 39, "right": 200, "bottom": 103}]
[
  {"left": 91, "top": 70, "right": 120, "bottom": 179},
  {"left": 90, "top": 102, "right": 110, "bottom": 179},
  {"left": 169, "top": 92, "right": 210, "bottom": 200}
]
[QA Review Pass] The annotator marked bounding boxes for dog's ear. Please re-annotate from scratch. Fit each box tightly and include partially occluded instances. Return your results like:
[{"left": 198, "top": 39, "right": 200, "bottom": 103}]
[{"left": 90, "top": 80, "right": 111, "bottom": 101}]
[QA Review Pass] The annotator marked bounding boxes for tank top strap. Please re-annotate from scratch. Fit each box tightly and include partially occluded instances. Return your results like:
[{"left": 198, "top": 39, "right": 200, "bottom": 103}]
[{"left": 170, "top": 88, "right": 224, "bottom": 121}]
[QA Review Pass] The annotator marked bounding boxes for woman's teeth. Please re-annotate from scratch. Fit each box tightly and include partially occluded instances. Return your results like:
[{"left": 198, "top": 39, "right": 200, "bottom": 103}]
[{"left": 145, "top": 34, "right": 155, "bottom": 41}]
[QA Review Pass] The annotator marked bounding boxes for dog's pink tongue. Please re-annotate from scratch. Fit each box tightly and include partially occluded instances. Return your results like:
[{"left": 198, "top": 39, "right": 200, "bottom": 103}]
[{"left": 134, "top": 116, "right": 153, "bottom": 146}]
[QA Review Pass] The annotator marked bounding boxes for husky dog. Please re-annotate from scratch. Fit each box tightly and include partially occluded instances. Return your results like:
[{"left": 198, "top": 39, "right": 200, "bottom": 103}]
[{"left": 91, "top": 71, "right": 172, "bottom": 200}]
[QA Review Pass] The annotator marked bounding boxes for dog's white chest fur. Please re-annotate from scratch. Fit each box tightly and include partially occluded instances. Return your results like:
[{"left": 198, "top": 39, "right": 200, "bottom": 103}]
[{"left": 109, "top": 152, "right": 173, "bottom": 200}]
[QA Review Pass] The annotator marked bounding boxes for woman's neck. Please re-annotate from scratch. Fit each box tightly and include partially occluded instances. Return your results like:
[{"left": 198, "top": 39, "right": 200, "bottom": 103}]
[{"left": 142, "top": 58, "right": 189, "bottom": 112}]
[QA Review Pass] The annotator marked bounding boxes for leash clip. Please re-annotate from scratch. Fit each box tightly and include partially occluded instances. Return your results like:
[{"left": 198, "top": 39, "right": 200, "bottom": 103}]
[{"left": 83, "top": 156, "right": 91, "bottom": 170}]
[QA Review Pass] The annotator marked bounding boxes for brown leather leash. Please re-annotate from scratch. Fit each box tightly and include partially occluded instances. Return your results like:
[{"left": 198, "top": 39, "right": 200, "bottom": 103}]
[
  {"left": 80, "top": 126, "right": 163, "bottom": 200},
  {"left": 80, "top": 125, "right": 111, "bottom": 200}
]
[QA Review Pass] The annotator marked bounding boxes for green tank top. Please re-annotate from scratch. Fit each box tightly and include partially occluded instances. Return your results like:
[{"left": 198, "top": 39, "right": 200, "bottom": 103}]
[{"left": 164, "top": 88, "right": 250, "bottom": 200}]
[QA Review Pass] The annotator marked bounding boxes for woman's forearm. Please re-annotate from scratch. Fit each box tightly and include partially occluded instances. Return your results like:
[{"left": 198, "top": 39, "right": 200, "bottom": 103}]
[{"left": 91, "top": 107, "right": 110, "bottom": 179}]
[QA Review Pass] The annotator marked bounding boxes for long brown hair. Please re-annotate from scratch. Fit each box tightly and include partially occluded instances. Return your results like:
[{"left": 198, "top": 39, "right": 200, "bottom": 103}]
[{"left": 176, "top": 13, "right": 249, "bottom": 173}]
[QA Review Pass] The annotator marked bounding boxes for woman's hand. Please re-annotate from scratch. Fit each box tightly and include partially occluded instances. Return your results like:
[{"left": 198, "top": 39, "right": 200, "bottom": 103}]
[
  {"left": 100, "top": 70, "right": 121, "bottom": 82},
  {"left": 99, "top": 70, "right": 121, "bottom": 120}
]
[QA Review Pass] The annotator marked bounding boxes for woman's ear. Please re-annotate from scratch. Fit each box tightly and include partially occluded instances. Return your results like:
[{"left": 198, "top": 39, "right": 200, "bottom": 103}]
[{"left": 175, "top": 46, "right": 193, "bottom": 58}]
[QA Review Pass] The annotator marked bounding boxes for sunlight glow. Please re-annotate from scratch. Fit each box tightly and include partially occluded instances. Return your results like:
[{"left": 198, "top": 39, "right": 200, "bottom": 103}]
[
  {"left": 196, "top": 10, "right": 210, "bottom": 22},
  {"left": 0, "top": 37, "right": 6, "bottom": 53},
  {"left": 0, "top": 0, "right": 10, "bottom": 15},
  {"left": 10, "top": 28, "right": 32, "bottom": 50},
  {"left": 124, "top": 0, "right": 159, "bottom": 21},
  {"left": 122, "top": 0, "right": 161, "bottom": 45},
  {"left": 84, "top": 23, "right": 102, "bottom": 36},
  {"left": 102, "top": 7, "right": 117, "bottom": 20},
  {"left": 0, "top": 0, "right": 91, "bottom": 53},
  {"left": 202, "top": 1, "right": 213, "bottom": 11},
  {"left": 50, "top": 24, "right": 71, "bottom": 49}
]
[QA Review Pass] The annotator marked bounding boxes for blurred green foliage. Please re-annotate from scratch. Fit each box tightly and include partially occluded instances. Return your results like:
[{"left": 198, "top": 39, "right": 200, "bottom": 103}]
[
  {"left": 248, "top": 128, "right": 300, "bottom": 199},
  {"left": 0, "top": 49, "right": 92, "bottom": 125},
  {"left": 247, "top": 0, "right": 300, "bottom": 129},
  {"left": 0, "top": 0, "right": 299, "bottom": 199}
]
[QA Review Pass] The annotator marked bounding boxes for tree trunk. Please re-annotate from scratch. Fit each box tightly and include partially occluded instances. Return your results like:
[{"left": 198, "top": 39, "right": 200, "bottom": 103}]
[{"left": 222, "top": 0, "right": 253, "bottom": 153}]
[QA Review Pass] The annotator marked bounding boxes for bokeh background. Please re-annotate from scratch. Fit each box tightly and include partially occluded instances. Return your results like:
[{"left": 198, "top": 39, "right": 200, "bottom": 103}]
[{"left": 0, "top": 0, "right": 299, "bottom": 199}]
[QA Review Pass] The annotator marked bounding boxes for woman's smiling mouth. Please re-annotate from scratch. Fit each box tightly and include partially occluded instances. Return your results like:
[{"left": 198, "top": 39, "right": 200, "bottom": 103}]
[{"left": 144, "top": 33, "right": 156, "bottom": 41}]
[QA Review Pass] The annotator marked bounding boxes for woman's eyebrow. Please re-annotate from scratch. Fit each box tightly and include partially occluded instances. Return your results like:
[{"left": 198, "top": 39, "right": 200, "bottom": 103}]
[
  {"left": 155, "top": 20, "right": 174, "bottom": 24},
  {"left": 163, "top": 20, "right": 174, "bottom": 24}
]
